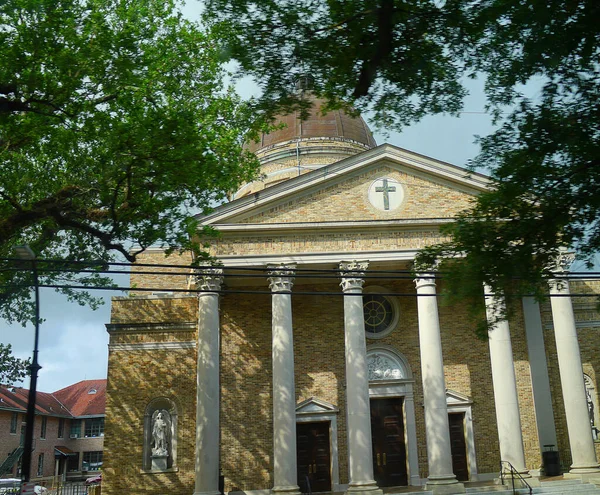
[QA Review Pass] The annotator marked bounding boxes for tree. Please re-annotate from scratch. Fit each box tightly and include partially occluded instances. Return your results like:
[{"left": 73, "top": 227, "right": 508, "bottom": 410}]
[
  {"left": 205, "top": 0, "right": 469, "bottom": 128},
  {"left": 0, "top": 343, "right": 30, "bottom": 385},
  {"left": 0, "top": 0, "right": 263, "bottom": 325},
  {"left": 205, "top": 0, "right": 600, "bottom": 323}
]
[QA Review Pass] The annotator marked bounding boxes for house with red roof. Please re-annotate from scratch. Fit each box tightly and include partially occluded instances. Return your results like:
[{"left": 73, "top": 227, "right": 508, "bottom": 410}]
[{"left": 0, "top": 379, "right": 106, "bottom": 481}]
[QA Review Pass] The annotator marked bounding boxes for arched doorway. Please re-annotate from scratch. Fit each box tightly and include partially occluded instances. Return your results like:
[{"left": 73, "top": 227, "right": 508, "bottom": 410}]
[{"left": 367, "top": 345, "right": 420, "bottom": 487}]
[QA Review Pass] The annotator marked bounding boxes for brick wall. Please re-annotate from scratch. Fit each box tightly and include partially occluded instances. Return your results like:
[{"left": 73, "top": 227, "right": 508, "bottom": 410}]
[{"left": 104, "top": 274, "right": 549, "bottom": 494}]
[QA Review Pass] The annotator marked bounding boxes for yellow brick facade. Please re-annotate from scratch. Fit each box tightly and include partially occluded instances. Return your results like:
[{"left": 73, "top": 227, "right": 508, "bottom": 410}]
[
  {"left": 104, "top": 279, "right": 600, "bottom": 494},
  {"left": 103, "top": 145, "right": 600, "bottom": 495}
]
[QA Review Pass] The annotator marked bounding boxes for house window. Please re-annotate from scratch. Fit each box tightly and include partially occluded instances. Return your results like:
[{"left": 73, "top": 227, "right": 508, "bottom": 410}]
[
  {"left": 84, "top": 418, "right": 104, "bottom": 438},
  {"left": 70, "top": 419, "right": 81, "bottom": 438},
  {"left": 67, "top": 453, "right": 80, "bottom": 472},
  {"left": 58, "top": 418, "right": 64, "bottom": 438},
  {"left": 10, "top": 412, "right": 18, "bottom": 434},
  {"left": 40, "top": 416, "right": 47, "bottom": 439},
  {"left": 82, "top": 451, "right": 103, "bottom": 471},
  {"left": 37, "top": 453, "right": 44, "bottom": 477}
]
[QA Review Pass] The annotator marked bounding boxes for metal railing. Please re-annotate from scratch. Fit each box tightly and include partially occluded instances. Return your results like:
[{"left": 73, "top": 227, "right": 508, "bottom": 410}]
[{"left": 500, "top": 460, "right": 532, "bottom": 495}]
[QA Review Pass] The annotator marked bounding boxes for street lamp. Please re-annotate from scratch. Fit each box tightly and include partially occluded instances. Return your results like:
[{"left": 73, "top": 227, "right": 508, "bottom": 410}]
[{"left": 15, "top": 245, "right": 41, "bottom": 483}]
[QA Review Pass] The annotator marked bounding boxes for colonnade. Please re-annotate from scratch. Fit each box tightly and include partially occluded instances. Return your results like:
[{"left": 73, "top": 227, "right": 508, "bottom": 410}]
[{"left": 192, "top": 256, "right": 600, "bottom": 495}]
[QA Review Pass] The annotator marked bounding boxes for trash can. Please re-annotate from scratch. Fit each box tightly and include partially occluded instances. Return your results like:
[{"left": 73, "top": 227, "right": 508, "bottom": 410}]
[{"left": 542, "top": 444, "right": 561, "bottom": 476}]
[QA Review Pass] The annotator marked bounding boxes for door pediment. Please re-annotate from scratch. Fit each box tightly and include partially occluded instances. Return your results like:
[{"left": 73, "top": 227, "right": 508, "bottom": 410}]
[{"left": 296, "top": 397, "right": 339, "bottom": 416}]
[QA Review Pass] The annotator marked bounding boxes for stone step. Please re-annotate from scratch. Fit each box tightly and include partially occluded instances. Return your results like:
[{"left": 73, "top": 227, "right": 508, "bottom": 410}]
[
  {"left": 466, "top": 486, "right": 515, "bottom": 493},
  {"left": 538, "top": 479, "right": 584, "bottom": 487},
  {"left": 463, "top": 482, "right": 600, "bottom": 495},
  {"left": 535, "top": 483, "right": 600, "bottom": 493}
]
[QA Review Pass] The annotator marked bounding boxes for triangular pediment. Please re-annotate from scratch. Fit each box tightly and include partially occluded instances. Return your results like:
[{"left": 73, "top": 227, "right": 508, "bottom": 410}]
[
  {"left": 201, "top": 144, "right": 489, "bottom": 227},
  {"left": 296, "top": 397, "right": 339, "bottom": 415},
  {"left": 446, "top": 389, "right": 473, "bottom": 406}
]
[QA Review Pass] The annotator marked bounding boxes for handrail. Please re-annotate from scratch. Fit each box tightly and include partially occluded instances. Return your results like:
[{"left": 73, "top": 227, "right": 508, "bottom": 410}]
[{"left": 499, "top": 460, "right": 532, "bottom": 495}]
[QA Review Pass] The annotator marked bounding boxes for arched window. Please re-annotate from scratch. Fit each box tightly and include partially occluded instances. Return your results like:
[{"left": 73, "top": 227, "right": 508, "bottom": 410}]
[
  {"left": 366, "top": 346, "right": 412, "bottom": 381},
  {"left": 143, "top": 397, "right": 178, "bottom": 471}
]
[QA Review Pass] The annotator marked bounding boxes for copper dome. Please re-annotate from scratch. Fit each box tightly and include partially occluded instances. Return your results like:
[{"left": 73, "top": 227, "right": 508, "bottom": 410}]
[{"left": 247, "top": 94, "right": 376, "bottom": 154}]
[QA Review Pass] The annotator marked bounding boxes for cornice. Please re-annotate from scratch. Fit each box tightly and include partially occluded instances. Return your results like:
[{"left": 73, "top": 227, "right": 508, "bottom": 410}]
[
  {"left": 210, "top": 217, "right": 452, "bottom": 235},
  {"left": 109, "top": 342, "right": 196, "bottom": 351},
  {"left": 213, "top": 249, "right": 420, "bottom": 267},
  {"left": 106, "top": 322, "right": 196, "bottom": 334}
]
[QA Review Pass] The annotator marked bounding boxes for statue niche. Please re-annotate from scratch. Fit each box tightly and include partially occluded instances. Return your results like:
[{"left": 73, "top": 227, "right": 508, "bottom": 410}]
[{"left": 144, "top": 398, "right": 178, "bottom": 471}]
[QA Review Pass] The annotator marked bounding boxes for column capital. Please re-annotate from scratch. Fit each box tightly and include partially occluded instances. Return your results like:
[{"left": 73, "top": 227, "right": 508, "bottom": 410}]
[
  {"left": 551, "top": 249, "right": 576, "bottom": 273},
  {"left": 339, "top": 261, "right": 369, "bottom": 292},
  {"left": 194, "top": 266, "right": 224, "bottom": 293},
  {"left": 413, "top": 260, "right": 440, "bottom": 290},
  {"left": 548, "top": 249, "right": 575, "bottom": 293},
  {"left": 267, "top": 264, "right": 296, "bottom": 293}
]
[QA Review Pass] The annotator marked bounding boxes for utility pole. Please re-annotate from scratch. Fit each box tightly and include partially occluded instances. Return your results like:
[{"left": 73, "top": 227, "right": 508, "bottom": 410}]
[{"left": 15, "top": 245, "right": 42, "bottom": 483}]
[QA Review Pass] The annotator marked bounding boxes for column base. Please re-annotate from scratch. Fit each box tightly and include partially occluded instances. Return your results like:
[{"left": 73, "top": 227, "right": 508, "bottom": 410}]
[
  {"left": 345, "top": 479, "right": 382, "bottom": 495},
  {"left": 564, "top": 464, "right": 600, "bottom": 476},
  {"left": 565, "top": 466, "right": 600, "bottom": 480},
  {"left": 425, "top": 476, "right": 465, "bottom": 494},
  {"left": 193, "top": 491, "right": 221, "bottom": 495},
  {"left": 272, "top": 485, "right": 301, "bottom": 495}
]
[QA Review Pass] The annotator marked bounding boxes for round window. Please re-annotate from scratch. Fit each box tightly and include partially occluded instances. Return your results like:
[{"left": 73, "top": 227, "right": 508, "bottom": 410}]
[{"left": 362, "top": 288, "right": 399, "bottom": 339}]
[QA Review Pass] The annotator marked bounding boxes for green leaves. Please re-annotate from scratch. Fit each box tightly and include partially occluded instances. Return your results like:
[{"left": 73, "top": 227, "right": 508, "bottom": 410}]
[
  {"left": 205, "top": 0, "right": 468, "bottom": 131},
  {"left": 0, "top": 343, "right": 30, "bottom": 385},
  {"left": 0, "top": 0, "right": 262, "bottom": 324}
]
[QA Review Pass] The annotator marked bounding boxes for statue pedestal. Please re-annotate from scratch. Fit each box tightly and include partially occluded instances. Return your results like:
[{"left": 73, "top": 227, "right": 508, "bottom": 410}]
[{"left": 151, "top": 454, "right": 168, "bottom": 471}]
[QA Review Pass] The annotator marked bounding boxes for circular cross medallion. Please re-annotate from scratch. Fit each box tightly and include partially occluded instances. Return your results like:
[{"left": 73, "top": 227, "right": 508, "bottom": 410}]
[{"left": 368, "top": 177, "right": 403, "bottom": 211}]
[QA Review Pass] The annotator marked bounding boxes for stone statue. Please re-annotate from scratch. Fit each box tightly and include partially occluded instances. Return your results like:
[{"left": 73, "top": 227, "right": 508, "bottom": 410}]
[{"left": 151, "top": 409, "right": 171, "bottom": 457}]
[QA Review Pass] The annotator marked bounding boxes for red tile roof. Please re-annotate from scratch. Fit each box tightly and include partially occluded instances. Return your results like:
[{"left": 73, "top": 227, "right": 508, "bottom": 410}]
[
  {"left": 0, "top": 379, "right": 106, "bottom": 418},
  {"left": 52, "top": 380, "right": 106, "bottom": 417}
]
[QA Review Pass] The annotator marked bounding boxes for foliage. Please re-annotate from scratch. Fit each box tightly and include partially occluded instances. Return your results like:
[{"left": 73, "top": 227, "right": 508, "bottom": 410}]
[
  {"left": 205, "top": 0, "right": 600, "bottom": 326},
  {"left": 0, "top": 343, "right": 30, "bottom": 385},
  {"left": 0, "top": 0, "right": 262, "bottom": 325},
  {"left": 204, "top": 0, "right": 468, "bottom": 129},
  {"left": 418, "top": 0, "right": 600, "bottom": 323}
]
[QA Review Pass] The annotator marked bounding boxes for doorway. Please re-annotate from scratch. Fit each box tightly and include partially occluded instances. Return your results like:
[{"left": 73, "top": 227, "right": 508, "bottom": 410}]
[
  {"left": 370, "top": 397, "right": 408, "bottom": 487},
  {"left": 448, "top": 412, "right": 469, "bottom": 481},
  {"left": 296, "top": 421, "right": 332, "bottom": 493}
]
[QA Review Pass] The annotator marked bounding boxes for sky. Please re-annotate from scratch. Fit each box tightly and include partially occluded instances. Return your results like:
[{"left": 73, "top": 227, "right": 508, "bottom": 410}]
[{"left": 0, "top": 0, "right": 511, "bottom": 394}]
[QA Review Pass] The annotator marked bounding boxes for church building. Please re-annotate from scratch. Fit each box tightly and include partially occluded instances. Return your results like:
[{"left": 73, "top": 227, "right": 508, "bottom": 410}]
[{"left": 102, "top": 92, "right": 600, "bottom": 495}]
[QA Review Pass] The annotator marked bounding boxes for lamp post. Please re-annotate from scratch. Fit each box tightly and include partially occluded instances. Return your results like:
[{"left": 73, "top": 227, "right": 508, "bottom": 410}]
[{"left": 15, "top": 245, "right": 41, "bottom": 483}]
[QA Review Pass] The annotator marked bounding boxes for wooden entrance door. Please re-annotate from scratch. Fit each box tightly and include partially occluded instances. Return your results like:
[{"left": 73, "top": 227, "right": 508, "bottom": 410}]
[
  {"left": 448, "top": 412, "right": 469, "bottom": 481},
  {"left": 370, "top": 397, "right": 408, "bottom": 487},
  {"left": 296, "top": 421, "right": 332, "bottom": 493}
]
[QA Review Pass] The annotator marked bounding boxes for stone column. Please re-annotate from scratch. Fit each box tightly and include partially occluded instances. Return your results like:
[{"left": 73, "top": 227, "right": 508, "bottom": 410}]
[
  {"left": 549, "top": 252, "right": 600, "bottom": 476},
  {"left": 522, "top": 297, "right": 558, "bottom": 460},
  {"left": 194, "top": 268, "right": 223, "bottom": 495},
  {"left": 414, "top": 271, "right": 464, "bottom": 494},
  {"left": 483, "top": 286, "right": 529, "bottom": 475},
  {"left": 268, "top": 264, "right": 301, "bottom": 495},
  {"left": 339, "top": 261, "right": 382, "bottom": 495}
]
